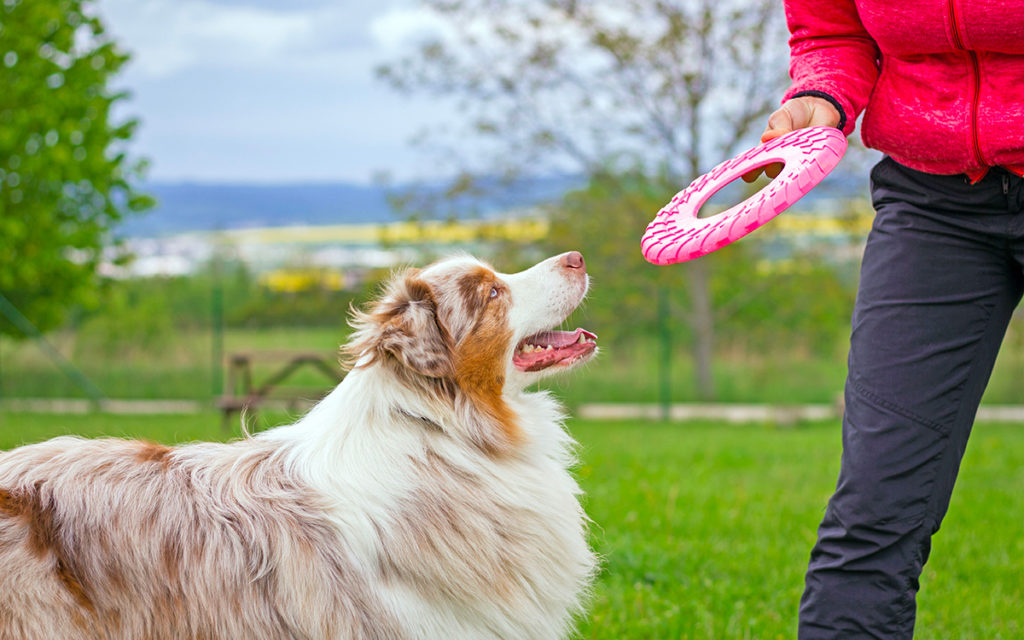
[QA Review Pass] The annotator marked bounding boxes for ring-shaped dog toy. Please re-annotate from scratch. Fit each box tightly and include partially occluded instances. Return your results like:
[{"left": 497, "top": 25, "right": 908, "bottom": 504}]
[{"left": 641, "top": 126, "right": 847, "bottom": 265}]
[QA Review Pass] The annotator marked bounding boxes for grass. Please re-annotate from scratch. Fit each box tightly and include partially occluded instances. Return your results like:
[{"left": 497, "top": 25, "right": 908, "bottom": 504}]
[
  {"left": 1, "top": 411, "right": 1022, "bottom": 638},
  {"left": 573, "top": 420, "right": 1024, "bottom": 639}
]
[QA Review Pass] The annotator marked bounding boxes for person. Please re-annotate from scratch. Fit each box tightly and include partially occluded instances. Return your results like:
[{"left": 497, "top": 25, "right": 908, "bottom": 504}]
[{"left": 745, "top": 1, "right": 1024, "bottom": 638}]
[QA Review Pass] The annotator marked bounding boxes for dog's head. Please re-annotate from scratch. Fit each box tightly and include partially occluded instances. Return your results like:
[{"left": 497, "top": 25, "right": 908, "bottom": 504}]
[{"left": 344, "top": 252, "right": 596, "bottom": 453}]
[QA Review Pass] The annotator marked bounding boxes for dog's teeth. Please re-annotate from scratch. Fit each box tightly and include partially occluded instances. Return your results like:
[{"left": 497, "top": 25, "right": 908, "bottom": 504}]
[
  {"left": 546, "top": 345, "right": 553, "bottom": 351},
  {"left": 523, "top": 345, "right": 533, "bottom": 353},
  {"left": 577, "top": 334, "right": 586, "bottom": 344}
]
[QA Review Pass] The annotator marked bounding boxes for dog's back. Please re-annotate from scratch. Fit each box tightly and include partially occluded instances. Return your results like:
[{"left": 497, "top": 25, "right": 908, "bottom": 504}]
[{"left": 0, "top": 436, "right": 396, "bottom": 640}]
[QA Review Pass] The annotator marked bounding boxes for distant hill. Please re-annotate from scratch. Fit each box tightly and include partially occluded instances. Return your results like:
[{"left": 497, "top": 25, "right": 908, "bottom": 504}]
[{"left": 117, "top": 176, "right": 584, "bottom": 237}]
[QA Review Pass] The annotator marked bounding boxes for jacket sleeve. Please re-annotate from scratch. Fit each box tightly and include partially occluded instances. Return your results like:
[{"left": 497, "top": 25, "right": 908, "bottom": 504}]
[{"left": 783, "top": 0, "right": 880, "bottom": 135}]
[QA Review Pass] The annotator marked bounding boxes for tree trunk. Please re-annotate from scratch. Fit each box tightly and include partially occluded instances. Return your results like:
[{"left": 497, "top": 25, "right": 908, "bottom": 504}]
[{"left": 687, "top": 259, "right": 716, "bottom": 400}]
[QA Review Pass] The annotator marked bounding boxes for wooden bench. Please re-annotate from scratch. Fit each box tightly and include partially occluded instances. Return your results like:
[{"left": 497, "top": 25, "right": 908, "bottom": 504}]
[{"left": 216, "top": 350, "right": 344, "bottom": 429}]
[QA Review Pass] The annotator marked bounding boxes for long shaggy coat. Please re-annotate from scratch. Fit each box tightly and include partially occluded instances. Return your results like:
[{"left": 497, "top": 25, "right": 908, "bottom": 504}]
[{"left": 0, "top": 252, "right": 598, "bottom": 640}]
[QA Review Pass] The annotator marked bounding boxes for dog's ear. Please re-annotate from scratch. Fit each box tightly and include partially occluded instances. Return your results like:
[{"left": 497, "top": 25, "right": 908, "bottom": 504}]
[
  {"left": 378, "top": 277, "right": 453, "bottom": 378},
  {"left": 344, "top": 271, "right": 452, "bottom": 378}
]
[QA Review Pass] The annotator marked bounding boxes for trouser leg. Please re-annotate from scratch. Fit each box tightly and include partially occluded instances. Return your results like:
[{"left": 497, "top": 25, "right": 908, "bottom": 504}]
[{"left": 798, "top": 159, "right": 1024, "bottom": 639}]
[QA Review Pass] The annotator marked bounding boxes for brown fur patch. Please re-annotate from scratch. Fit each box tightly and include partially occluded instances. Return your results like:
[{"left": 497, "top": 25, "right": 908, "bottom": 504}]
[
  {"left": 135, "top": 442, "right": 172, "bottom": 465},
  {"left": 55, "top": 556, "right": 94, "bottom": 615},
  {"left": 4, "top": 485, "right": 96, "bottom": 613},
  {"left": 20, "top": 486, "right": 59, "bottom": 558},
  {"left": 452, "top": 268, "right": 521, "bottom": 452},
  {"left": 0, "top": 487, "right": 24, "bottom": 518},
  {"left": 161, "top": 534, "right": 184, "bottom": 583},
  {"left": 456, "top": 266, "right": 496, "bottom": 314}
]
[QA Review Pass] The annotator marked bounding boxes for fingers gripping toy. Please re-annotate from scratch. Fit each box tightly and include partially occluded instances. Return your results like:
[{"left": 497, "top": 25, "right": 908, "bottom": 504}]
[{"left": 641, "top": 126, "right": 847, "bottom": 265}]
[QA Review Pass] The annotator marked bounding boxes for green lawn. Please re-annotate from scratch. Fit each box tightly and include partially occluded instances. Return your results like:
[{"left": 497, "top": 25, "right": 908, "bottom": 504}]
[{"left": 1, "top": 412, "right": 1022, "bottom": 639}]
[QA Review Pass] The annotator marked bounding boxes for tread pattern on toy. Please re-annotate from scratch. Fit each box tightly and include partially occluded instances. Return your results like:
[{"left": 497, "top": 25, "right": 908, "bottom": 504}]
[{"left": 641, "top": 127, "right": 847, "bottom": 265}]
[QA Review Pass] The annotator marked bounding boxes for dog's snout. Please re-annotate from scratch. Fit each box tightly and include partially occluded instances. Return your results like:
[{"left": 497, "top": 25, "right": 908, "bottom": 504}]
[{"left": 561, "top": 251, "right": 585, "bottom": 272}]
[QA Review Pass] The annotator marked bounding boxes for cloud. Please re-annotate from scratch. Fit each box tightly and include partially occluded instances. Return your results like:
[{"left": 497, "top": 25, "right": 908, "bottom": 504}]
[{"left": 100, "top": 0, "right": 394, "bottom": 78}]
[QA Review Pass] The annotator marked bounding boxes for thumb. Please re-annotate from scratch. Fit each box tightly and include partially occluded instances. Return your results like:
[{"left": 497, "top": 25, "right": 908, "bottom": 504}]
[{"left": 760, "top": 106, "right": 794, "bottom": 142}]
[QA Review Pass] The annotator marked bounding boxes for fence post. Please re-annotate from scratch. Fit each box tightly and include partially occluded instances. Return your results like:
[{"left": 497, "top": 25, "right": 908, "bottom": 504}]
[{"left": 211, "top": 264, "right": 224, "bottom": 399}]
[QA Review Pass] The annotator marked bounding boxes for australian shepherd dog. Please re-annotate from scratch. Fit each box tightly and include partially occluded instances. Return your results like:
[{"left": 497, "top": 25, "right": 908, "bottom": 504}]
[{"left": 0, "top": 252, "right": 599, "bottom": 639}]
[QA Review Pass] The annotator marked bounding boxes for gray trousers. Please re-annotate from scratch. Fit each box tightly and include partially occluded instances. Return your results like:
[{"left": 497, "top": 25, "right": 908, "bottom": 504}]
[{"left": 798, "top": 157, "right": 1024, "bottom": 639}]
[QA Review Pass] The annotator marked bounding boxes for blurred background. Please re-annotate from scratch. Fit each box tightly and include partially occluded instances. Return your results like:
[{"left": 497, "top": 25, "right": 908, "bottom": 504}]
[
  {"left": 3, "top": 2, "right": 1024, "bottom": 637},
  {"left": 5, "top": 0, "right": 1024, "bottom": 415}
]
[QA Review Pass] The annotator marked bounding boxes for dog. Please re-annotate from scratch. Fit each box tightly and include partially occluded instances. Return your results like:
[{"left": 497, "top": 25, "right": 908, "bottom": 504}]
[{"left": 0, "top": 252, "right": 599, "bottom": 640}]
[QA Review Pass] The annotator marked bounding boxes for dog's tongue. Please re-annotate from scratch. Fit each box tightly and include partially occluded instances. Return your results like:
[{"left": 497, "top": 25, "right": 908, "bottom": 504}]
[
  {"left": 513, "top": 328, "right": 597, "bottom": 372},
  {"left": 528, "top": 329, "right": 596, "bottom": 349}
]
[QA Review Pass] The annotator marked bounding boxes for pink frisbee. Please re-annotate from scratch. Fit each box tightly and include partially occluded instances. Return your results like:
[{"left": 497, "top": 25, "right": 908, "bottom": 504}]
[{"left": 641, "top": 126, "right": 847, "bottom": 265}]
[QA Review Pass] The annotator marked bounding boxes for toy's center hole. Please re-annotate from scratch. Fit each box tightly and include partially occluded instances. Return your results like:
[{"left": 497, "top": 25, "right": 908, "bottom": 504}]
[{"left": 695, "top": 161, "right": 784, "bottom": 218}]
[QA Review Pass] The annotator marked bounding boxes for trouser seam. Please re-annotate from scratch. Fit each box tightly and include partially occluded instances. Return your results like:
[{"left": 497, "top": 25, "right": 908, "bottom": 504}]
[{"left": 848, "top": 377, "right": 948, "bottom": 434}]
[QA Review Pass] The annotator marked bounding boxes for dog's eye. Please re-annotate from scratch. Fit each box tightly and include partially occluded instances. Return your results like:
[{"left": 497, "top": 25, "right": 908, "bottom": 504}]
[{"left": 489, "top": 286, "right": 499, "bottom": 299}]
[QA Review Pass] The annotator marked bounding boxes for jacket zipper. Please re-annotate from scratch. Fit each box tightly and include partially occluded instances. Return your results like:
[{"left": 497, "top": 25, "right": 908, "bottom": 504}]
[{"left": 948, "top": 0, "right": 987, "bottom": 168}]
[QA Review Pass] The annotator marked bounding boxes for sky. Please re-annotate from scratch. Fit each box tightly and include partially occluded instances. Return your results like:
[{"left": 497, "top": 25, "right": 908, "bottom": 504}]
[{"left": 97, "top": 0, "right": 453, "bottom": 184}]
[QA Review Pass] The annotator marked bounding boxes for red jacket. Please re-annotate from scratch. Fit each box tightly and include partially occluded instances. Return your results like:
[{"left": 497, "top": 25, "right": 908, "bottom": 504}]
[{"left": 784, "top": 0, "right": 1024, "bottom": 180}]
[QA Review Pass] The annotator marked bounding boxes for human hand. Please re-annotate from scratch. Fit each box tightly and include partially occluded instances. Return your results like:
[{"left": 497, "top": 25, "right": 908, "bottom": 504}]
[{"left": 741, "top": 96, "right": 841, "bottom": 182}]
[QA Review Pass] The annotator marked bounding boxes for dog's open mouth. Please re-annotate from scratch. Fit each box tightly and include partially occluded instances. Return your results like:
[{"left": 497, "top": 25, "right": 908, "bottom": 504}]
[{"left": 513, "top": 328, "right": 597, "bottom": 372}]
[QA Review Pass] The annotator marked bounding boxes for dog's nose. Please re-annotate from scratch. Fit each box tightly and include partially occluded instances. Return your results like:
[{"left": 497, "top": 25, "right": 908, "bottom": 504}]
[{"left": 562, "top": 251, "right": 585, "bottom": 271}]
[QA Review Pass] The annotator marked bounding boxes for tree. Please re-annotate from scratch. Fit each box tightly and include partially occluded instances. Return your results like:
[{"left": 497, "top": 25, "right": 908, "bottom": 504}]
[
  {"left": 380, "top": 0, "right": 789, "bottom": 399},
  {"left": 0, "top": 0, "right": 151, "bottom": 337}
]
